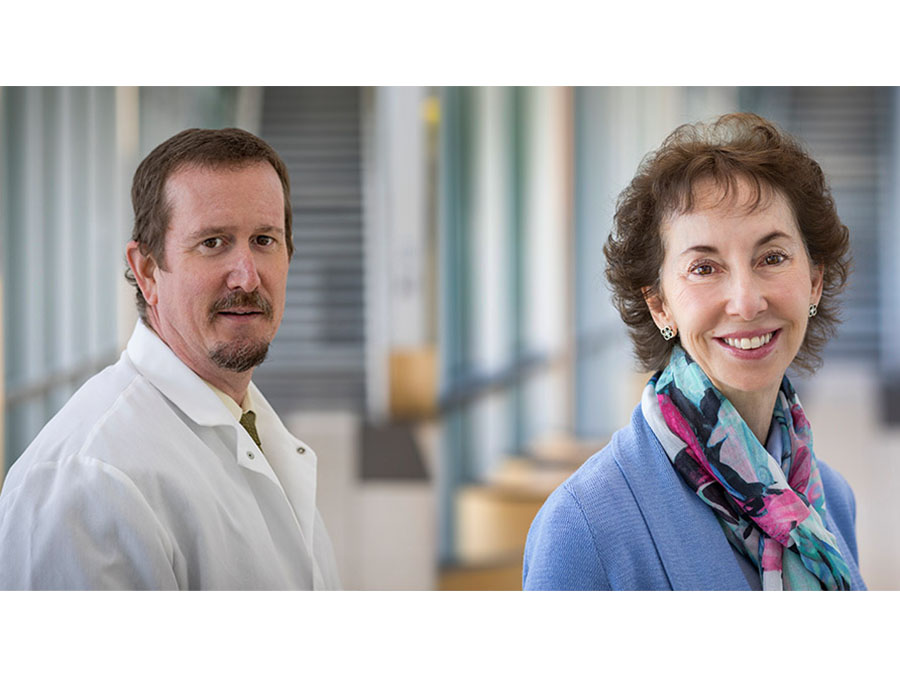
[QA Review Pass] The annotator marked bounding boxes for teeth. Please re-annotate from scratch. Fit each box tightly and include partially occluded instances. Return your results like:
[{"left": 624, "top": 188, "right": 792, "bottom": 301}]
[{"left": 723, "top": 332, "right": 773, "bottom": 350}]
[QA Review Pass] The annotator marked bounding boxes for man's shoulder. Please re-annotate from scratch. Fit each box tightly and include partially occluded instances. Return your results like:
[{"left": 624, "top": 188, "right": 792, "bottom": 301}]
[{"left": 4, "top": 354, "right": 162, "bottom": 482}]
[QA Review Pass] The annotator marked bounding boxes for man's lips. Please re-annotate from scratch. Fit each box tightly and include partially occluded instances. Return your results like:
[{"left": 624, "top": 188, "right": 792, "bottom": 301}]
[
  {"left": 216, "top": 308, "right": 265, "bottom": 321},
  {"left": 208, "top": 290, "right": 273, "bottom": 322}
]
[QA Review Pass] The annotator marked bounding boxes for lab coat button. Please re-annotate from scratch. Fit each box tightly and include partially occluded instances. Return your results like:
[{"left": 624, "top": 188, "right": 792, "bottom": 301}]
[
  {"left": 246, "top": 450, "right": 255, "bottom": 460},
  {"left": 296, "top": 446, "right": 306, "bottom": 454}
]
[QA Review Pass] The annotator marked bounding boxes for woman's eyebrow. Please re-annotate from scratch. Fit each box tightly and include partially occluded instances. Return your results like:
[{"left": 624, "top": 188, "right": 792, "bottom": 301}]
[
  {"left": 679, "top": 244, "right": 717, "bottom": 256},
  {"left": 678, "top": 230, "right": 793, "bottom": 257},
  {"left": 755, "top": 230, "right": 793, "bottom": 247}
]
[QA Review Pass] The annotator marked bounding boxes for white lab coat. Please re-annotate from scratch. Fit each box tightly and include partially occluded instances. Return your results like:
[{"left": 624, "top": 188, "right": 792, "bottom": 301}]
[{"left": 0, "top": 321, "right": 342, "bottom": 590}]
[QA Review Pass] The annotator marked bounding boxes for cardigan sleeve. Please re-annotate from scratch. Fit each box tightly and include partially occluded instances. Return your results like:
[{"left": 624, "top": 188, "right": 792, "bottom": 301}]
[{"left": 523, "top": 483, "right": 610, "bottom": 590}]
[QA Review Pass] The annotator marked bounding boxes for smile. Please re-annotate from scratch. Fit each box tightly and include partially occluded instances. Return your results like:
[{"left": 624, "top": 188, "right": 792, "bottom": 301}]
[{"left": 721, "top": 332, "right": 775, "bottom": 350}]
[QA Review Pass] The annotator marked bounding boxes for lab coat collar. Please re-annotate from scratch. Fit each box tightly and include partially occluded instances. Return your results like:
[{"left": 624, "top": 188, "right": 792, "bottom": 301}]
[
  {"left": 126, "top": 320, "right": 236, "bottom": 429},
  {"left": 126, "top": 321, "right": 302, "bottom": 447}
]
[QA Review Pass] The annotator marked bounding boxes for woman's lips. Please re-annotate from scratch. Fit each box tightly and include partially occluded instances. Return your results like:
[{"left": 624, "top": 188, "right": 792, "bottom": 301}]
[{"left": 715, "top": 329, "right": 780, "bottom": 359}]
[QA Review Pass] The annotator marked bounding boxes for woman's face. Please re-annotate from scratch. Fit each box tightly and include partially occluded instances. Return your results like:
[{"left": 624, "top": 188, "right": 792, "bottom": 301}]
[{"left": 646, "top": 178, "right": 824, "bottom": 407}]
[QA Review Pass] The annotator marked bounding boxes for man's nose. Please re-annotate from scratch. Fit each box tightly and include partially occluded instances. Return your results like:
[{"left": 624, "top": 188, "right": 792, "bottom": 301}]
[
  {"left": 725, "top": 269, "right": 768, "bottom": 320},
  {"left": 226, "top": 247, "right": 261, "bottom": 291}
]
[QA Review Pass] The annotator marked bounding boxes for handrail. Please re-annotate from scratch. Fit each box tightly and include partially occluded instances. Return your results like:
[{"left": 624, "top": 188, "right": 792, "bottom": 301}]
[{"left": 4, "top": 350, "right": 121, "bottom": 408}]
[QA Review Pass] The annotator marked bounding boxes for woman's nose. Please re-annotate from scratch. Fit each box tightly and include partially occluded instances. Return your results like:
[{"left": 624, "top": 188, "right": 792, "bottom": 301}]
[{"left": 725, "top": 270, "right": 768, "bottom": 320}]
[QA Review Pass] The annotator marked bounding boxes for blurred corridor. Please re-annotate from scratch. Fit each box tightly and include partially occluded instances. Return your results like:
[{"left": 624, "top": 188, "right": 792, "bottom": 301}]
[{"left": 2, "top": 86, "right": 899, "bottom": 589}]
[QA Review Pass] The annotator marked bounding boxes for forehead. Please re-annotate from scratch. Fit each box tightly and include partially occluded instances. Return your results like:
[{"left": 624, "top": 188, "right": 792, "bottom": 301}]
[
  {"left": 661, "top": 177, "right": 802, "bottom": 250},
  {"left": 164, "top": 161, "right": 285, "bottom": 223}
]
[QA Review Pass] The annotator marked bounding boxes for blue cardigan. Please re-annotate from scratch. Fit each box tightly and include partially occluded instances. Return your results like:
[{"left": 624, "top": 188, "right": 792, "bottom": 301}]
[{"left": 523, "top": 405, "right": 866, "bottom": 590}]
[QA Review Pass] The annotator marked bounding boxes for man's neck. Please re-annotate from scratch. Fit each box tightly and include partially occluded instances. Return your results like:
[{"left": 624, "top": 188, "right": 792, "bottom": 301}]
[{"left": 205, "top": 375, "right": 251, "bottom": 409}]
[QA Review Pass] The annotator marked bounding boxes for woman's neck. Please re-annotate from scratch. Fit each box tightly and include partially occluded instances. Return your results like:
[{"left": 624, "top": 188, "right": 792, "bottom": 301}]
[{"left": 717, "top": 384, "right": 779, "bottom": 444}]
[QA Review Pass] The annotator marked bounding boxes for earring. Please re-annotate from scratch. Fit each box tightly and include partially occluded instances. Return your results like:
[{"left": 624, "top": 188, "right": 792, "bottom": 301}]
[
  {"left": 809, "top": 304, "right": 818, "bottom": 318},
  {"left": 660, "top": 326, "right": 676, "bottom": 341}
]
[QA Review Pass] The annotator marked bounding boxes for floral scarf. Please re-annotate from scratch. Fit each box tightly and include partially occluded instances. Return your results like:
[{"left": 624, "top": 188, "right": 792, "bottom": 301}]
[{"left": 646, "top": 345, "right": 852, "bottom": 590}]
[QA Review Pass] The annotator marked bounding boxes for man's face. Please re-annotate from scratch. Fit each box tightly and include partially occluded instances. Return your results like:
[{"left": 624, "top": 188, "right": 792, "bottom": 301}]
[{"left": 144, "top": 161, "right": 289, "bottom": 385}]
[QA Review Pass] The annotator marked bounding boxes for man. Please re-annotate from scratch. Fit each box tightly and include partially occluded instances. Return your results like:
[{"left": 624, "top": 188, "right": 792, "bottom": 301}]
[{"left": 0, "top": 128, "right": 341, "bottom": 589}]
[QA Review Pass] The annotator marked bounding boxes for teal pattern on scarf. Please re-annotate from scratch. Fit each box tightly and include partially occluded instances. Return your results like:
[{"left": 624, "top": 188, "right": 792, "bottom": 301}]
[{"left": 651, "top": 345, "right": 852, "bottom": 591}]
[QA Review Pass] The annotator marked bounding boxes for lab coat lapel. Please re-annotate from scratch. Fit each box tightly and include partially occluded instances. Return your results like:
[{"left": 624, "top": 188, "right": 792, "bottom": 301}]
[
  {"left": 248, "top": 383, "right": 319, "bottom": 557},
  {"left": 613, "top": 406, "right": 750, "bottom": 591}
]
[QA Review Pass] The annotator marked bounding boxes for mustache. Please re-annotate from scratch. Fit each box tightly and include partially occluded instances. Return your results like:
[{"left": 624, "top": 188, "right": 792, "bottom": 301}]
[{"left": 208, "top": 290, "right": 273, "bottom": 321}]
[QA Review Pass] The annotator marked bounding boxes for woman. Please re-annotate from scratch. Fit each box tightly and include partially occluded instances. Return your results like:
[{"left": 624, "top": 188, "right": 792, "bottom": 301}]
[{"left": 523, "top": 113, "right": 865, "bottom": 590}]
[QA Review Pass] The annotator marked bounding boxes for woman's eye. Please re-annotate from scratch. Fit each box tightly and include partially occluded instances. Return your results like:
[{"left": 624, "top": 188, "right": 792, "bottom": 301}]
[
  {"left": 764, "top": 252, "right": 787, "bottom": 265},
  {"left": 690, "top": 263, "right": 714, "bottom": 276}
]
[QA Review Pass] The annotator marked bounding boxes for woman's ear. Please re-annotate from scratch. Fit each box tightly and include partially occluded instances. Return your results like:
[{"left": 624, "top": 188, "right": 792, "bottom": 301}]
[
  {"left": 643, "top": 286, "right": 674, "bottom": 333},
  {"left": 125, "top": 241, "right": 160, "bottom": 307},
  {"left": 810, "top": 263, "right": 825, "bottom": 306}
]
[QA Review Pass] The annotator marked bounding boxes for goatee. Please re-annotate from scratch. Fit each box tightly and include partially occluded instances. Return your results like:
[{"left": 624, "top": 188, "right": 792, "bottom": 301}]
[
  {"left": 207, "top": 289, "right": 273, "bottom": 371},
  {"left": 208, "top": 339, "right": 269, "bottom": 372}
]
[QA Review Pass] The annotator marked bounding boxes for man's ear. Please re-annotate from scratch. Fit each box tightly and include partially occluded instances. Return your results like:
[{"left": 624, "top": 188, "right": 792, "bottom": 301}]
[
  {"left": 125, "top": 241, "right": 160, "bottom": 307},
  {"left": 642, "top": 285, "right": 673, "bottom": 332}
]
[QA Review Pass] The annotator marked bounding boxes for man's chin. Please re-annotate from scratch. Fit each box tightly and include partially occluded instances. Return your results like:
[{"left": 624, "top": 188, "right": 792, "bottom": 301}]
[{"left": 208, "top": 339, "right": 270, "bottom": 372}]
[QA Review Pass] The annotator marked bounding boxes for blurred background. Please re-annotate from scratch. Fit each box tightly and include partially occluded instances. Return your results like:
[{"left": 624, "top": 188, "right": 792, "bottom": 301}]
[{"left": 1, "top": 86, "right": 898, "bottom": 590}]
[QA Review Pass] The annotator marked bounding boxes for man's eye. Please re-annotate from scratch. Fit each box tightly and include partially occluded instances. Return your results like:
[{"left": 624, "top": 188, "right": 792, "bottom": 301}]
[
  {"left": 202, "top": 237, "right": 223, "bottom": 249},
  {"left": 256, "top": 235, "right": 274, "bottom": 246}
]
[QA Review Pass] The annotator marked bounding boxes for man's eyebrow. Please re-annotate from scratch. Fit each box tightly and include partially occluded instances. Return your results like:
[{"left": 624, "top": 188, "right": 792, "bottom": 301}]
[
  {"left": 186, "top": 225, "right": 284, "bottom": 239},
  {"left": 678, "top": 230, "right": 793, "bottom": 257}
]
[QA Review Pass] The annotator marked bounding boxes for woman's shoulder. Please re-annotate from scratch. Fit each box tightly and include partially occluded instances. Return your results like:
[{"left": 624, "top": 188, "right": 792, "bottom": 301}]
[
  {"left": 535, "top": 409, "right": 645, "bottom": 524},
  {"left": 522, "top": 445, "right": 628, "bottom": 590},
  {"left": 523, "top": 407, "right": 671, "bottom": 590},
  {"left": 558, "top": 405, "right": 663, "bottom": 501},
  {"left": 816, "top": 459, "right": 855, "bottom": 506},
  {"left": 815, "top": 458, "right": 860, "bottom": 561}
]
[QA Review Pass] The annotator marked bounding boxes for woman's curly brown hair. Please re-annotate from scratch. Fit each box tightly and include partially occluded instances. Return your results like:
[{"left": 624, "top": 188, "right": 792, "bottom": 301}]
[{"left": 604, "top": 112, "right": 851, "bottom": 373}]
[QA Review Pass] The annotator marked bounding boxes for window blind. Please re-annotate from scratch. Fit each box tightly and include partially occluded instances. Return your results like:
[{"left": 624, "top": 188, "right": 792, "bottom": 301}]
[{"left": 254, "top": 87, "right": 366, "bottom": 413}]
